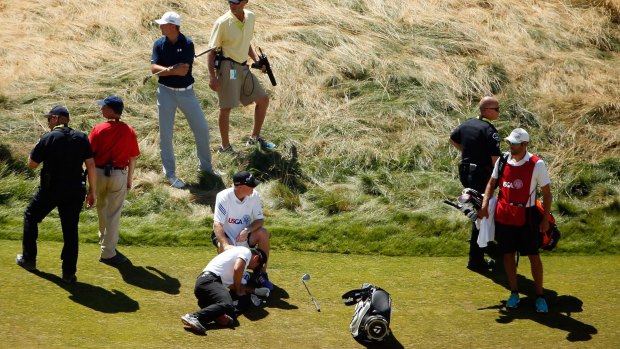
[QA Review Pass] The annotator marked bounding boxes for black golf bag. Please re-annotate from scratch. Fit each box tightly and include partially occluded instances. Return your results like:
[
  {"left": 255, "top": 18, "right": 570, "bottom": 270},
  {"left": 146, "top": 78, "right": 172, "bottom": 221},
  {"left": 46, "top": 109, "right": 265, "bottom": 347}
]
[{"left": 341, "top": 283, "right": 392, "bottom": 342}]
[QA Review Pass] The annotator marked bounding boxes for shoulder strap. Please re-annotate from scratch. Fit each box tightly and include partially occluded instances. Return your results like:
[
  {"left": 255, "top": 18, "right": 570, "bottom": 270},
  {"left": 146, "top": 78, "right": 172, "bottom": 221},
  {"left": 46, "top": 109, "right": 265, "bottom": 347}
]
[{"left": 494, "top": 152, "right": 510, "bottom": 189}]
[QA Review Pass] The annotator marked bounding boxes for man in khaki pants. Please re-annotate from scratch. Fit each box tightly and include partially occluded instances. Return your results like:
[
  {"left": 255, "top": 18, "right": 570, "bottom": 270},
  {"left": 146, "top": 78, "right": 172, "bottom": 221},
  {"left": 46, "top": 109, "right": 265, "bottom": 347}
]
[{"left": 89, "top": 96, "right": 140, "bottom": 265}]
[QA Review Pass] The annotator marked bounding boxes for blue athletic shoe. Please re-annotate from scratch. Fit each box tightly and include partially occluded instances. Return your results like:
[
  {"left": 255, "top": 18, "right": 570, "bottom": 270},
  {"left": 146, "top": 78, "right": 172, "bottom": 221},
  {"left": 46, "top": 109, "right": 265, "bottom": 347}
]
[
  {"left": 256, "top": 271, "right": 274, "bottom": 291},
  {"left": 506, "top": 292, "right": 520, "bottom": 308},
  {"left": 535, "top": 297, "right": 548, "bottom": 313},
  {"left": 247, "top": 137, "right": 276, "bottom": 150}
]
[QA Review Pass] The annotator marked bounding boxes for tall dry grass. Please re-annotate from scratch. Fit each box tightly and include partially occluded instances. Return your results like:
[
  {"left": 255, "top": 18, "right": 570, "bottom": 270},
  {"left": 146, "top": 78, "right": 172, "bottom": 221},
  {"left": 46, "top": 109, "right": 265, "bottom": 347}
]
[{"left": 0, "top": 0, "right": 618, "bottom": 205}]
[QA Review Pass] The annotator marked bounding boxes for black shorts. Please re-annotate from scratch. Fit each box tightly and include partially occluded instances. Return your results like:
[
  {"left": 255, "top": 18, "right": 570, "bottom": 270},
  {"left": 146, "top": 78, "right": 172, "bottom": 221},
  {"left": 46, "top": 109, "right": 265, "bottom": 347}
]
[
  {"left": 495, "top": 220, "right": 539, "bottom": 256},
  {"left": 211, "top": 231, "right": 254, "bottom": 248}
]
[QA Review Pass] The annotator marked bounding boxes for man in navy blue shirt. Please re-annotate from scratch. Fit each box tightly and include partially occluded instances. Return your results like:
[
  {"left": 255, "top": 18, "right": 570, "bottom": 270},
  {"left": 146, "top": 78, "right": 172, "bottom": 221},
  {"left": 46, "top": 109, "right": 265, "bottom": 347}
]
[{"left": 151, "top": 11, "right": 217, "bottom": 189}]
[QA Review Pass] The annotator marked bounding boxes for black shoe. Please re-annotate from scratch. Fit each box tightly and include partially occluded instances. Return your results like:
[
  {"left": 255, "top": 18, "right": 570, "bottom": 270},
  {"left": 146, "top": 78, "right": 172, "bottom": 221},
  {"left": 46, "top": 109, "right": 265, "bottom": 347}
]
[
  {"left": 99, "top": 250, "right": 128, "bottom": 266},
  {"left": 16, "top": 254, "right": 37, "bottom": 271},
  {"left": 61, "top": 274, "right": 77, "bottom": 284},
  {"left": 467, "top": 259, "right": 492, "bottom": 272}
]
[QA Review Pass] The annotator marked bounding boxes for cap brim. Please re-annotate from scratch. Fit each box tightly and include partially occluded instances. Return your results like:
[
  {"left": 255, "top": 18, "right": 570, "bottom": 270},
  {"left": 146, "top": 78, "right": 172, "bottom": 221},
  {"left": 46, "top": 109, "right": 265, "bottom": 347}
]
[
  {"left": 248, "top": 180, "right": 259, "bottom": 188},
  {"left": 96, "top": 100, "right": 106, "bottom": 106},
  {"left": 504, "top": 136, "right": 517, "bottom": 143},
  {"left": 154, "top": 19, "right": 167, "bottom": 24}
]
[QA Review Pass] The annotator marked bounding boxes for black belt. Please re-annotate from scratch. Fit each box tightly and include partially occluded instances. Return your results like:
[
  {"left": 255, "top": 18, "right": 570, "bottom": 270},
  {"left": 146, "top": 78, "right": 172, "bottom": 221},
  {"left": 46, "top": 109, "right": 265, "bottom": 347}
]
[
  {"left": 222, "top": 57, "right": 247, "bottom": 65},
  {"left": 96, "top": 165, "right": 126, "bottom": 170},
  {"left": 200, "top": 271, "right": 219, "bottom": 279}
]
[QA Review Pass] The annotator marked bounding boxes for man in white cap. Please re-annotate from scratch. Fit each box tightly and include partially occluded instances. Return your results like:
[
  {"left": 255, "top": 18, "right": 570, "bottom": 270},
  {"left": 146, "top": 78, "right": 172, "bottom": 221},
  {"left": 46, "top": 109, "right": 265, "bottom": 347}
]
[
  {"left": 151, "top": 11, "right": 218, "bottom": 189},
  {"left": 479, "top": 128, "right": 553, "bottom": 313}
]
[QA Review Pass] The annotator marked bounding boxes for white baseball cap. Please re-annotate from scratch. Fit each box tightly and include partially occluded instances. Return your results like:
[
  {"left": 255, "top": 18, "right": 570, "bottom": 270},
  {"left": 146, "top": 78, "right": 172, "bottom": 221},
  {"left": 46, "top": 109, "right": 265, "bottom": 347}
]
[
  {"left": 505, "top": 128, "right": 530, "bottom": 143},
  {"left": 155, "top": 11, "right": 181, "bottom": 26}
]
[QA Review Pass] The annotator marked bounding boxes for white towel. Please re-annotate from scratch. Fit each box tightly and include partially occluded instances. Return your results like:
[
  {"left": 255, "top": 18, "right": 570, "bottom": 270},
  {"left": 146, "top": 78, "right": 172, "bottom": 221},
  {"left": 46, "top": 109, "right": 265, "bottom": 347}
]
[{"left": 477, "top": 196, "right": 497, "bottom": 248}]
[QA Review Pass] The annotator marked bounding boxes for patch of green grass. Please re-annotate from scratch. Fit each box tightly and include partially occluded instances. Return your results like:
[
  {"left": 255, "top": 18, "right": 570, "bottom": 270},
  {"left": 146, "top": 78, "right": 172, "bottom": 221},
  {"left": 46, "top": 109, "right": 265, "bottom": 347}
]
[{"left": 1, "top": 241, "right": 618, "bottom": 348}]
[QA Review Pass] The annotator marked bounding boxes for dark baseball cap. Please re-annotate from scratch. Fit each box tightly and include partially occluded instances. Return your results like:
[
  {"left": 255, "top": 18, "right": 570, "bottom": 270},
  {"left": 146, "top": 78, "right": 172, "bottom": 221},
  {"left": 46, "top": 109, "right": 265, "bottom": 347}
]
[
  {"left": 253, "top": 248, "right": 268, "bottom": 269},
  {"left": 97, "top": 95, "right": 124, "bottom": 115},
  {"left": 233, "top": 170, "right": 259, "bottom": 187},
  {"left": 43, "top": 105, "right": 70, "bottom": 118}
]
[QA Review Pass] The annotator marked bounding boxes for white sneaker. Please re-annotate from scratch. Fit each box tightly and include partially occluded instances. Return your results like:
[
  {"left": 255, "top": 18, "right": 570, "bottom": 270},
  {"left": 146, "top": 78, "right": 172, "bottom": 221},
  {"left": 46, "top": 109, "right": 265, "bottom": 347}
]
[{"left": 167, "top": 176, "right": 185, "bottom": 189}]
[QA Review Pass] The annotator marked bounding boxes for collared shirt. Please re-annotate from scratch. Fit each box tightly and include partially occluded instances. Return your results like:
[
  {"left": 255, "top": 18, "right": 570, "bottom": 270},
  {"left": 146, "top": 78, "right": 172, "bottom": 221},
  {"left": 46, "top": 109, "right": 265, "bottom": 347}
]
[
  {"left": 203, "top": 246, "right": 252, "bottom": 288},
  {"left": 151, "top": 33, "right": 195, "bottom": 88},
  {"left": 30, "top": 126, "right": 93, "bottom": 190},
  {"left": 213, "top": 187, "right": 264, "bottom": 242},
  {"left": 89, "top": 120, "right": 140, "bottom": 168},
  {"left": 208, "top": 10, "right": 256, "bottom": 63},
  {"left": 450, "top": 116, "right": 501, "bottom": 168}
]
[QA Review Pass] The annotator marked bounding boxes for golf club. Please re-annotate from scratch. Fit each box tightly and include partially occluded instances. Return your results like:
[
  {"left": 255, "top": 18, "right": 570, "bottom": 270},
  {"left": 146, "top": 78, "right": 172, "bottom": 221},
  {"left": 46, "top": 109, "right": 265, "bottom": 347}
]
[
  {"left": 194, "top": 47, "right": 216, "bottom": 58},
  {"left": 142, "top": 46, "right": 214, "bottom": 85},
  {"left": 301, "top": 273, "right": 321, "bottom": 312}
]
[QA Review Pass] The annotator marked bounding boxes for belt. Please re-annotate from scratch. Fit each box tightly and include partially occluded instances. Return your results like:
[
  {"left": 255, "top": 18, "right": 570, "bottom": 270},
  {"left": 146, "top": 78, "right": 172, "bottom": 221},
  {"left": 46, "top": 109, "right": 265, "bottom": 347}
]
[
  {"left": 160, "top": 83, "right": 194, "bottom": 91},
  {"left": 96, "top": 165, "right": 126, "bottom": 171},
  {"left": 199, "top": 271, "right": 219, "bottom": 279},
  {"left": 222, "top": 57, "right": 247, "bottom": 65}
]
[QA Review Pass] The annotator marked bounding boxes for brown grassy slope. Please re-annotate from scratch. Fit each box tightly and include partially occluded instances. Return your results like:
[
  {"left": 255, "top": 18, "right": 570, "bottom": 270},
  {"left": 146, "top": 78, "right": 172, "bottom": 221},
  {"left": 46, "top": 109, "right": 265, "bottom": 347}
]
[{"left": 0, "top": 0, "right": 618, "bottom": 188}]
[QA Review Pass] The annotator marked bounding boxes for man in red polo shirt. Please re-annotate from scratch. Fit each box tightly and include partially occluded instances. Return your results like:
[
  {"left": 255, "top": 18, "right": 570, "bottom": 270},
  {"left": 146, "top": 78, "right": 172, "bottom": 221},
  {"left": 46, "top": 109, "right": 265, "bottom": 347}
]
[
  {"left": 89, "top": 96, "right": 140, "bottom": 265},
  {"left": 479, "top": 128, "right": 552, "bottom": 313}
]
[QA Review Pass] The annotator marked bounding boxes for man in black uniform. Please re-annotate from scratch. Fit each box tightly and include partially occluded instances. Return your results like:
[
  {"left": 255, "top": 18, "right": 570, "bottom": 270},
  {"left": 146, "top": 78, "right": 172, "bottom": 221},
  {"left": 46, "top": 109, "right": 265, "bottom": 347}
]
[
  {"left": 449, "top": 96, "right": 501, "bottom": 271},
  {"left": 16, "top": 106, "right": 97, "bottom": 283}
]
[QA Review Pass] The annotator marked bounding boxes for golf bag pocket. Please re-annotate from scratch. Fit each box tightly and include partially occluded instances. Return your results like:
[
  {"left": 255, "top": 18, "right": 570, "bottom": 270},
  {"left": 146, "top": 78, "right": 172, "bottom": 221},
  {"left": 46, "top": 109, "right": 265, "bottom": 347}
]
[{"left": 342, "top": 283, "right": 392, "bottom": 342}]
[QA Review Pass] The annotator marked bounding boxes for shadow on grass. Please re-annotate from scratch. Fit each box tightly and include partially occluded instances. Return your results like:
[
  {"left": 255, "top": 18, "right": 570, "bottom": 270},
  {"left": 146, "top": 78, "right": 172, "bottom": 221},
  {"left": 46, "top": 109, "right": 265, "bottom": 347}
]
[
  {"left": 182, "top": 171, "right": 226, "bottom": 210},
  {"left": 353, "top": 333, "right": 405, "bottom": 349},
  {"left": 243, "top": 284, "right": 299, "bottom": 322},
  {"left": 111, "top": 260, "right": 181, "bottom": 295},
  {"left": 475, "top": 269, "right": 598, "bottom": 341},
  {"left": 33, "top": 270, "right": 139, "bottom": 313}
]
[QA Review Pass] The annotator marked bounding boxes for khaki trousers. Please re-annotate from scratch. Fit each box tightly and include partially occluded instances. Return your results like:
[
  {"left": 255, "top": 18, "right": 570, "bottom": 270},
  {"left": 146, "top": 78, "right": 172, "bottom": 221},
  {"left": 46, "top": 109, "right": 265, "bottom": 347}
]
[{"left": 95, "top": 167, "right": 128, "bottom": 259}]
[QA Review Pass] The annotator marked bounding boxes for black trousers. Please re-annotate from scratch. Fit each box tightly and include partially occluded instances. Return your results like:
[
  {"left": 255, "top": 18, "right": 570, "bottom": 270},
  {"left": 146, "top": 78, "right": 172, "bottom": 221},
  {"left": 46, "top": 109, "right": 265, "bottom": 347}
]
[
  {"left": 459, "top": 168, "right": 490, "bottom": 264},
  {"left": 194, "top": 273, "right": 236, "bottom": 324},
  {"left": 22, "top": 187, "right": 84, "bottom": 276}
]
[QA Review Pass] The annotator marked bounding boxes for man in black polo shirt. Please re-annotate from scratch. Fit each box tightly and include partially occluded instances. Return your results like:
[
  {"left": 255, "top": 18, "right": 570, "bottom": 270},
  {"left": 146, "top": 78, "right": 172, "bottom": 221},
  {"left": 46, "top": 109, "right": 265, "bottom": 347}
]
[
  {"left": 449, "top": 96, "right": 501, "bottom": 271},
  {"left": 151, "top": 11, "right": 217, "bottom": 189},
  {"left": 16, "top": 105, "right": 97, "bottom": 283}
]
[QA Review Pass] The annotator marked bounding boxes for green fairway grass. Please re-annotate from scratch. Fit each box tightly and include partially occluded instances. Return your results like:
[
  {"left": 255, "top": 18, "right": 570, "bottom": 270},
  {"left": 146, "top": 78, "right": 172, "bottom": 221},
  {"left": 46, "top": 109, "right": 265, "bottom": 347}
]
[{"left": 1, "top": 240, "right": 618, "bottom": 348}]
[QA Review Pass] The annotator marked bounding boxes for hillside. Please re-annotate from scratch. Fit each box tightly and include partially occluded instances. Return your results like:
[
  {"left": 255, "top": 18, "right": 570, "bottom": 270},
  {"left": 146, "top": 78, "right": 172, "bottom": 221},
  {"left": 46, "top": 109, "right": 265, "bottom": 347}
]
[{"left": 0, "top": 0, "right": 619, "bottom": 255}]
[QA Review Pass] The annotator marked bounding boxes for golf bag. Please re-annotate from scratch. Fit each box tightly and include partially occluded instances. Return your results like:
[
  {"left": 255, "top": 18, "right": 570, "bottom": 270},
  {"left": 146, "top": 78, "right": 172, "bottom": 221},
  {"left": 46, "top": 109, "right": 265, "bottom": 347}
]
[
  {"left": 342, "top": 283, "right": 392, "bottom": 342},
  {"left": 443, "top": 188, "right": 484, "bottom": 222}
]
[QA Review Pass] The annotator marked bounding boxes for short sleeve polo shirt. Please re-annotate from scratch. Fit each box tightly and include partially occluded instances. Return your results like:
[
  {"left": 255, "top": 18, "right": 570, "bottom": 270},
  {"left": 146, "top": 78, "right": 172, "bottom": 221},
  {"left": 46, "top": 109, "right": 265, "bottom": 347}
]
[
  {"left": 214, "top": 187, "right": 264, "bottom": 242},
  {"left": 450, "top": 117, "right": 501, "bottom": 169},
  {"left": 31, "top": 126, "right": 94, "bottom": 190},
  {"left": 203, "top": 246, "right": 252, "bottom": 288},
  {"left": 89, "top": 121, "right": 140, "bottom": 168},
  {"left": 208, "top": 10, "right": 255, "bottom": 63},
  {"left": 151, "top": 33, "right": 195, "bottom": 88}
]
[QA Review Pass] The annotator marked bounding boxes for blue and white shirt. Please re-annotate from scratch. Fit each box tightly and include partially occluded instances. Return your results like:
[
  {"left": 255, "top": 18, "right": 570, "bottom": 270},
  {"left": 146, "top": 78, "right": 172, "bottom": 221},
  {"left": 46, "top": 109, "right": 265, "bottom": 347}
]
[{"left": 214, "top": 187, "right": 264, "bottom": 244}]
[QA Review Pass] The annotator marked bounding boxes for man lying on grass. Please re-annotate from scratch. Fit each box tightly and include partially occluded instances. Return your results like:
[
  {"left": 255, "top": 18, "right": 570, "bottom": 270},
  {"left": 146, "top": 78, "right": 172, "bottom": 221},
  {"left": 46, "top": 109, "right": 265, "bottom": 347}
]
[{"left": 181, "top": 246, "right": 270, "bottom": 334}]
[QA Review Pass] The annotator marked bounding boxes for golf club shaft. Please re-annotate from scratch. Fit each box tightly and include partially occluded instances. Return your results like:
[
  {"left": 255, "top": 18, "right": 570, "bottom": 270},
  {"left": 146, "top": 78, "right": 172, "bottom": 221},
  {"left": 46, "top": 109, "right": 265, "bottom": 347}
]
[
  {"left": 302, "top": 280, "right": 320, "bottom": 312},
  {"left": 195, "top": 47, "right": 215, "bottom": 58}
]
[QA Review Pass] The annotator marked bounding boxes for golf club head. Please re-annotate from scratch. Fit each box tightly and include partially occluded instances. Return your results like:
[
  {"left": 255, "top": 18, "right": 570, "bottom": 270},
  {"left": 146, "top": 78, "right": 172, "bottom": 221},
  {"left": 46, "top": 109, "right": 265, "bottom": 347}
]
[{"left": 301, "top": 273, "right": 311, "bottom": 281}]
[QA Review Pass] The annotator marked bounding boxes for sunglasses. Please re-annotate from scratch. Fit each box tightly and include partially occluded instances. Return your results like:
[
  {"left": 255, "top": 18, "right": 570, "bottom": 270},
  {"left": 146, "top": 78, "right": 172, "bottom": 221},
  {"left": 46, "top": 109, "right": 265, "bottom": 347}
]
[{"left": 507, "top": 141, "right": 522, "bottom": 146}]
